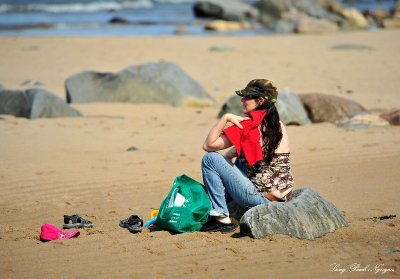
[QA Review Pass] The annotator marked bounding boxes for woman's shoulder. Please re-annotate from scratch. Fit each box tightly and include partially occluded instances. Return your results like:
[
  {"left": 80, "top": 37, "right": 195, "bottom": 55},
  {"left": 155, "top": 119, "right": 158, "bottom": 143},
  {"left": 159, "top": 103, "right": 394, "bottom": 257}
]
[
  {"left": 279, "top": 121, "right": 288, "bottom": 136},
  {"left": 276, "top": 121, "right": 290, "bottom": 153}
]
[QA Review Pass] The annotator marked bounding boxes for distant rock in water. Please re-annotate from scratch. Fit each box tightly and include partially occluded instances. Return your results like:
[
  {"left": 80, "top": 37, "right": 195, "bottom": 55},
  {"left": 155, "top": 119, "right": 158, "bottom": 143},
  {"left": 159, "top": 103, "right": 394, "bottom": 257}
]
[
  {"left": 0, "top": 88, "right": 82, "bottom": 119},
  {"left": 109, "top": 17, "right": 130, "bottom": 24},
  {"left": 65, "top": 61, "right": 216, "bottom": 107},
  {"left": 240, "top": 188, "right": 348, "bottom": 240},
  {"left": 217, "top": 91, "right": 311, "bottom": 125},
  {"left": 299, "top": 93, "right": 367, "bottom": 124},
  {"left": 193, "top": 0, "right": 258, "bottom": 21}
]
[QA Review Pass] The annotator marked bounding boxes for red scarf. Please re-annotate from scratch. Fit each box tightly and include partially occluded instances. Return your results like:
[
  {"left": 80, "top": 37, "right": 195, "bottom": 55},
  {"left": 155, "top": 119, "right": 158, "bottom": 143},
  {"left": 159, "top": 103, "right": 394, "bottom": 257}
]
[{"left": 223, "top": 110, "right": 266, "bottom": 166}]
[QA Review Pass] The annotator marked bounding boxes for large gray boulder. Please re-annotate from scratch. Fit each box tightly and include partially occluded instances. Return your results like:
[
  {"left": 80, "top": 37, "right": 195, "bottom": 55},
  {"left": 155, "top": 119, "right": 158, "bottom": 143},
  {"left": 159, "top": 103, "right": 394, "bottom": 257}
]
[
  {"left": 193, "top": 0, "right": 258, "bottom": 21},
  {"left": 0, "top": 88, "right": 82, "bottom": 119},
  {"left": 240, "top": 188, "right": 348, "bottom": 239},
  {"left": 65, "top": 61, "right": 216, "bottom": 107},
  {"left": 299, "top": 93, "right": 367, "bottom": 124},
  {"left": 217, "top": 95, "right": 243, "bottom": 118},
  {"left": 275, "top": 91, "right": 311, "bottom": 125},
  {"left": 217, "top": 91, "right": 311, "bottom": 125}
]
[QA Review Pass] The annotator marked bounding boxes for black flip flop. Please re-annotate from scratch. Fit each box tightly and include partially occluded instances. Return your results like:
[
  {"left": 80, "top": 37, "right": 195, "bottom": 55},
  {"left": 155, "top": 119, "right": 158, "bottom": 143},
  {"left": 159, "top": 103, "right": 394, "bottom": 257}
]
[
  {"left": 119, "top": 215, "right": 143, "bottom": 233},
  {"left": 127, "top": 223, "right": 143, "bottom": 234},
  {"left": 63, "top": 214, "right": 93, "bottom": 229}
]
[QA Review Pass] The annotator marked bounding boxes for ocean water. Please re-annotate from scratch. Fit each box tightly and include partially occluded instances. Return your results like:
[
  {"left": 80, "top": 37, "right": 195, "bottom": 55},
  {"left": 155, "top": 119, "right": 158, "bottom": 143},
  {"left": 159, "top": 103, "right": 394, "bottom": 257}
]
[{"left": 0, "top": 0, "right": 396, "bottom": 36}]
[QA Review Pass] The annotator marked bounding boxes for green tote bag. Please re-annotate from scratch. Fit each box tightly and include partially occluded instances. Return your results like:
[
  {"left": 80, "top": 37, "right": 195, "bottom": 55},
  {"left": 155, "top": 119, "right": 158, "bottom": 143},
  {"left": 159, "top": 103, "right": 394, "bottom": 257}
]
[{"left": 156, "top": 174, "right": 211, "bottom": 233}]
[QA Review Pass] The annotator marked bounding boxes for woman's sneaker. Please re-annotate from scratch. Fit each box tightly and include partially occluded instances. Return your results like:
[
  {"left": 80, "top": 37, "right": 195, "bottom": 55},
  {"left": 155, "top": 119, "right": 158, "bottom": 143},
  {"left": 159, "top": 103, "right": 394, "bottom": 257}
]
[{"left": 200, "top": 218, "right": 237, "bottom": 233}]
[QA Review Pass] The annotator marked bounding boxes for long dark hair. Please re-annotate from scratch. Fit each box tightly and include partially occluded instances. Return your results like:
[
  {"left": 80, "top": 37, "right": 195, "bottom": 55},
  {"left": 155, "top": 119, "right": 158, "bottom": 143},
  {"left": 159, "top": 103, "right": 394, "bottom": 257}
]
[{"left": 255, "top": 99, "right": 282, "bottom": 165}]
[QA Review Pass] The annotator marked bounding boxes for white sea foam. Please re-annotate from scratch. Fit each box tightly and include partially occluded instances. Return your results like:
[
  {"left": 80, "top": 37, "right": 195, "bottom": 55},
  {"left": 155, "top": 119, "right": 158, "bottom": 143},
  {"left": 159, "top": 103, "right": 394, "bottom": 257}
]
[
  {"left": 0, "top": 0, "right": 153, "bottom": 13},
  {"left": 154, "top": 0, "right": 195, "bottom": 3}
]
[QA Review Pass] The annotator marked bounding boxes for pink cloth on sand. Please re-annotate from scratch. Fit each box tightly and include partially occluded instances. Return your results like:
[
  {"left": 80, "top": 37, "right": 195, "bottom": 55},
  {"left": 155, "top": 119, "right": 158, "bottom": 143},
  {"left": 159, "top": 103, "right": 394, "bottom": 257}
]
[{"left": 40, "top": 223, "right": 80, "bottom": 241}]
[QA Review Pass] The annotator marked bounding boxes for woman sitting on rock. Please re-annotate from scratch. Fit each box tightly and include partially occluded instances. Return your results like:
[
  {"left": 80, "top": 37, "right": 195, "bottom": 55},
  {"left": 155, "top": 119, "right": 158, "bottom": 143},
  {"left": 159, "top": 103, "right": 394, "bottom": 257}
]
[{"left": 200, "top": 79, "right": 294, "bottom": 233}]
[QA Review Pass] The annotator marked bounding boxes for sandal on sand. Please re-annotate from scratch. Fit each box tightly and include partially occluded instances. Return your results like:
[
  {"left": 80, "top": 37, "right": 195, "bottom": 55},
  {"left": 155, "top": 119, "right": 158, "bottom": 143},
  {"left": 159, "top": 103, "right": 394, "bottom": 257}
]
[
  {"left": 63, "top": 214, "right": 93, "bottom": 229},
  {"left": 128, "top": 223, "right": 143, "bottom": 234},
  {"left": 119, "top": 215, "right": 143, "bottom": 233}
]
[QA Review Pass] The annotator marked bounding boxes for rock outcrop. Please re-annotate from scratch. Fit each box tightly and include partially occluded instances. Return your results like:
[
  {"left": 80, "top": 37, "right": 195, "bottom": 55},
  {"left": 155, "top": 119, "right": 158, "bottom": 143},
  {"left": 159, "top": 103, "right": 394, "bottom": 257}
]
[
  {"left": 299, "top": 93, "right": 367, "bottom": 124},
  {"left": 65, "top": 61, "right": 216, "bottom": 107},
  {"left": 240, "top": 188, "right": 348, "bottom": 239},
  {"left": 0, "top": 88, "right": 82, "bottom": 119}
]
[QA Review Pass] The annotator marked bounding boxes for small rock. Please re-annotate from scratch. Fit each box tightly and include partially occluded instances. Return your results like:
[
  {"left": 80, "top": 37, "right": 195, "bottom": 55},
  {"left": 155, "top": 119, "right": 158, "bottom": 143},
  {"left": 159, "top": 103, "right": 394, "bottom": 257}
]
[
  {"left": 330, "top": 43, "right": 374, "bottom": 51},
  {"left": 380, "top": 108, "right": 400, "bottom": 125},
  {"left": 209, "top": 44, "right": 235, "bottom": 52},
  {"left": 34, "top": 81, "right": 44, "bottom": 86},
  {"left": 384, "top": 248, "right": 400, "bottom": 254},
  {"left": 20, "top": 80, "right": 32, "bottom": 86},
  {"left": 370, "top": 214, "right": 396, "bottom": 221},
  {"left": 337, "top": 112, "right": 390, "bottom": 130}
]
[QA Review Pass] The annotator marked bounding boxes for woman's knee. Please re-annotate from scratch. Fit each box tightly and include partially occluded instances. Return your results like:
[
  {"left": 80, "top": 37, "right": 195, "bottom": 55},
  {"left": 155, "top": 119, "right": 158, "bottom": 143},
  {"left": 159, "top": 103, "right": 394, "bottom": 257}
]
[{"left": 201, "top": 152, "right": 224, "bottom": 168}]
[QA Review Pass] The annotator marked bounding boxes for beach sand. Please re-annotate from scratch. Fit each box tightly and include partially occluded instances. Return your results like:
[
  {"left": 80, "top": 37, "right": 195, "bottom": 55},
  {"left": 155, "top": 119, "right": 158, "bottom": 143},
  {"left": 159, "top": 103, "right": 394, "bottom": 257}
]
[{"left": 0, "top": 30, "right": 399, "bottom": 278}]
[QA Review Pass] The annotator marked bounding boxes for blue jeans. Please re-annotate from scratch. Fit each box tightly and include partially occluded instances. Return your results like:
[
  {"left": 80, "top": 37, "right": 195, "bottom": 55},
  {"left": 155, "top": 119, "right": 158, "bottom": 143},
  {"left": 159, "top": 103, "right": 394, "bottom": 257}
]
[{"left": 201, "top": 152, "right": 270, "bottom": 217}]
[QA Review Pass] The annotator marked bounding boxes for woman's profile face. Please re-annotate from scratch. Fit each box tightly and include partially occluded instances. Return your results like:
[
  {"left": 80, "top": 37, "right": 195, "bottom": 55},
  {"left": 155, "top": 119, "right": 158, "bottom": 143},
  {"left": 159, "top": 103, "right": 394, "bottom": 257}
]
[{"left": 241, "top": 97, "right": 264, "bottom": 114}]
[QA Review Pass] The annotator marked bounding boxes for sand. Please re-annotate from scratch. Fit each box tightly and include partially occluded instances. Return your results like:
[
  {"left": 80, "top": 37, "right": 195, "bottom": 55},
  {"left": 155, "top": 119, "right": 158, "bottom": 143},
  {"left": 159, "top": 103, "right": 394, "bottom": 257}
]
[{"left": 0, "top": 29, "right": 399, "bottom": 278}]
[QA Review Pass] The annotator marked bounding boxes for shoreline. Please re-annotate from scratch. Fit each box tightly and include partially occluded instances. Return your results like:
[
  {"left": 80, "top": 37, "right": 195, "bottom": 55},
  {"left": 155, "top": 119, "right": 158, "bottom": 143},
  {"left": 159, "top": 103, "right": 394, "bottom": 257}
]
[{"left": 0, "top": 0, "right": 397, "bottom": 37}]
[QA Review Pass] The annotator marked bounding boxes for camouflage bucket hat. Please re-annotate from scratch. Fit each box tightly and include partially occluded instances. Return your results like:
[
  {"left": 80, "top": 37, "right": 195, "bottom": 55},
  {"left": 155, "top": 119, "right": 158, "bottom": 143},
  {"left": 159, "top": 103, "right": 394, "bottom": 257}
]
[{"left": 235, "top": 79, "right": 278, "bottom": 103}]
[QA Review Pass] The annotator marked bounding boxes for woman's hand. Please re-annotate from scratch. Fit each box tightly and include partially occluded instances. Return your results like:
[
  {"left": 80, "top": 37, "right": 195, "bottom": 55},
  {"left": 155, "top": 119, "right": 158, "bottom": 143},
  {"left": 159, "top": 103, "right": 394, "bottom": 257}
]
[
  {"left": 223, "top": 113, "right": 250, "bottom": 129},
  {"left": 202, "top": 113, "right": 248, "bottom": 152}
]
